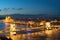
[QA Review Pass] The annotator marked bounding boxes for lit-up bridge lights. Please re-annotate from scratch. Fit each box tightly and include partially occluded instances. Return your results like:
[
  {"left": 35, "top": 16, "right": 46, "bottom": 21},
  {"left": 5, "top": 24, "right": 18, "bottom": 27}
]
[{"left": 1, "top": 16, "right": 45, "bottom": 36}]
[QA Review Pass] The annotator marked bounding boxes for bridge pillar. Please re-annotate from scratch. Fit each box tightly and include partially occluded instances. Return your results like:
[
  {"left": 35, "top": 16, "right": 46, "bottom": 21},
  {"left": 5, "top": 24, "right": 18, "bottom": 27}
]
[
  {"left": 10, "top": 24, "right": 16, "bottom": 35},
  {"left": 3, "top": 16, "right": 16, "bottom": 36}
]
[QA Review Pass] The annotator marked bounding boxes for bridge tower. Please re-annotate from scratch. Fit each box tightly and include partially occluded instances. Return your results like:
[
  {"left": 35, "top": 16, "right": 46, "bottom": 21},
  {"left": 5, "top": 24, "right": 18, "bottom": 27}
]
[{"left": 3, "top": 16, "right": 16, "bottom": 36}]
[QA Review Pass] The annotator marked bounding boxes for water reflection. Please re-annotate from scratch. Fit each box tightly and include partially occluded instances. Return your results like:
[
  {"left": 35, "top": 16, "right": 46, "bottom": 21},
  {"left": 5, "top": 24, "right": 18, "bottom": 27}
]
[
  {"left": 10, "top": 34, "right": 47, "bottom": 40},
  {"left": 9, "top": 30, "right": 60, "bottom": 40},
  {"left": 0, "top": 21, "right": 5, "bottom": 30}
]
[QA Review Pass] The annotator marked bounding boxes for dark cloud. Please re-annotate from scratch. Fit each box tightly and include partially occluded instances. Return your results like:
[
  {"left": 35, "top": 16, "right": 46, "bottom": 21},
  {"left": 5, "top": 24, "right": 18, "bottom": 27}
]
[
  {"left": 1, "top": 8, "right": 23, "bottom": 11},
  {"left": 3, "top": 8, "right": 8, "bottom": 11},
  {"left": 12, "top": 8, "right": 15, "bottom": 10},
  {"left": 17, "top": 8, "right": 23, "bottom": 10},
  {"left": 0, "top": 9, "right": 2, "bottom": 11},
  {"left": 8, "top": 8, "right": 10, "bottom": 9},
  {"left": 11, "top": 8, "right": 23, "bottom": 10}
]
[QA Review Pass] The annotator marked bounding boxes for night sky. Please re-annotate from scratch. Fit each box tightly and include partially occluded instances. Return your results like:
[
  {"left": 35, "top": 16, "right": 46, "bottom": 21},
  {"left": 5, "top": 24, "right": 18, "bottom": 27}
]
[{"left": 0, "top": 0, "right": 60, "bottom": 15}]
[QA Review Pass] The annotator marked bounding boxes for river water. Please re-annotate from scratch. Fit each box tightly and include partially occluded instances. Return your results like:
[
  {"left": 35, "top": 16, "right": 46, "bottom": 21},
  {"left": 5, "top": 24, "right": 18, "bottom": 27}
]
[{"left": 8, "top": 29, "right": 60, "bottom": 40}]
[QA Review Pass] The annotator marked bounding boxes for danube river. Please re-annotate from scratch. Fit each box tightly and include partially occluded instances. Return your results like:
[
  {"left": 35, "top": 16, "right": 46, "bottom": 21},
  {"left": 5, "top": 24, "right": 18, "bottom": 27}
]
[
  {"left": 0, "top": 21, "right": 60, "bottom": 40},
  {"left": 8, "top": 29, "right": 60, "bottom": 40}
]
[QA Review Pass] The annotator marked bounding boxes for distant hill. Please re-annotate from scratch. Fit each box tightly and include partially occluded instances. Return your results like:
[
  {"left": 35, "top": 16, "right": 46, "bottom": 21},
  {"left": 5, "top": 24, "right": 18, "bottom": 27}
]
[
  {"left": 0, "top": 13, "right": 60, "bottom": 19},
  {"left": 8, "top": 14, "right": 48, "bottom": 18},
  {"left": 7, "top": 13, "right": 60, "bottom": 18}
]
